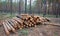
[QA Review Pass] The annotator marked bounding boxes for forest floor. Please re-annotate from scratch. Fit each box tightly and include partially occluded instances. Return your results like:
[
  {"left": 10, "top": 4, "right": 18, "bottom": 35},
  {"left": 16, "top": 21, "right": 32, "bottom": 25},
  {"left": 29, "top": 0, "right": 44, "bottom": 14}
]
[{"left": 0, "top": 18, "right": 60, "bottom": 36}]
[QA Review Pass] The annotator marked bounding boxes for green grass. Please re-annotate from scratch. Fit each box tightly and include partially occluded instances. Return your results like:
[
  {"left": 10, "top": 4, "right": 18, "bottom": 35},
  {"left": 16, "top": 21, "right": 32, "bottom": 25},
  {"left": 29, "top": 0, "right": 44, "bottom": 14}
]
[
  {"left": 18, "top": 29, "right": 29, "bottom": 36},
  {"left": 43, "top": 14, "right": 57, "bottom": 18},
  {"left": 54, "top": 32, "right": 58, "bottom": 36},
  {"left": 0, "top": 13, "right": 16, "bottom": 20}
]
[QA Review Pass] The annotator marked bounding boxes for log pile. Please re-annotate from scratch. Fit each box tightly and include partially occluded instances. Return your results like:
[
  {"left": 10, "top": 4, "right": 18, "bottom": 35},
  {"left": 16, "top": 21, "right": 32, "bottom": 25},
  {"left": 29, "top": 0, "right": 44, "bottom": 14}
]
[{"left": 2, "top": 14, "right": 52, "bottom": 35}]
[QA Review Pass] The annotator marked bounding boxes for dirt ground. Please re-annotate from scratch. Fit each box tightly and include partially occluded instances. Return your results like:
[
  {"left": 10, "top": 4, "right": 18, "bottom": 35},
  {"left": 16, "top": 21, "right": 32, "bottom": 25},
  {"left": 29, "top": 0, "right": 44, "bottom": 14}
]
[{"left": 0, "top": 18, "right": 60, "bottom": 36}]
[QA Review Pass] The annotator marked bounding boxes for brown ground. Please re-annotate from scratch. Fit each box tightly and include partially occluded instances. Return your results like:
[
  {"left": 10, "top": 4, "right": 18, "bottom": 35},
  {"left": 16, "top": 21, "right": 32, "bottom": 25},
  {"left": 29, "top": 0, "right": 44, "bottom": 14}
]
[{"left": 0, "top": 18, "right": 60, "bottom": 36}]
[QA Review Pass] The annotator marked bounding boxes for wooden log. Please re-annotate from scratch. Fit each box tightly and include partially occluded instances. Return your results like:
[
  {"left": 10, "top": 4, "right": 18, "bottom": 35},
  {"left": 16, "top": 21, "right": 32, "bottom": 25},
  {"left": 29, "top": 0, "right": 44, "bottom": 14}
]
[
  {"left": 13, "top": 17, "right": 24, "bottom": 25},
  {"left": 30, "top": 22, "right": 35, "bottom": 27},
  {"left": 8, "top": 20, "right": 17, "bottom": 29},
  {"left": 6, "top": 20, "right": 16, "bottom": 33},
  {"left": 43, "top": 22, "right": 60, "bottom": 27},
  {"left": 33, "top": 16, "right": 45, "bottom": 22},
  {"left": 39, "top": 18, "right": 45, "bottom": 22},
  {"left": 14, "top": 18, "right": 23, "bottom": 29},
  {"left": 16, "top": 15, "right": 31, "bottom": 20},
  {"left": 28, "top": 23, "right": 32, "bottom": 27},
  {"left": 26, "top": 22, "right": 32, "bottom": 27},
  {"left": 21, "top": 14, "right": 29, "bottom": 16},
  {"left": 16, "top": 15, "right": 25, "bottom": 20},
  {"left": 30, "top": 18, "right": 36, "bottom": 25},
  {"left": 21, "top": 14, "right": 30, "bottom": 19},
  {"left": 24, "top": 18, "right": 31, "bottom": 26},
  {"left": 17, "top": 22, "right": 22, "bottom": 29},
  {"left": 23, "top": 21, "right": 29, "bottom": 28},
  {"left": 38, "top": 17, "right": 50, "bottom": 22},
  {"left": 5, "top": 21, "right": 11, "bottom": 31},
  {"left": 28, "top": 20, "right": 37, "bottom": 27},
  {"left": 30, "top": 14, "right": 34, "bottom": 18},
  {"left": 24, "top": 19, "right": 34, "bottom": 27},
  {"left": 13, "top": 17, "right": 24, "bottom": 29},
  {"left": 36, "top": 18, "right": 43, "bottom": 25},
  {"left": 3, "top": 21, "right": 10, "bottom": 35},
  {"left": 30, "top": 15, "right": 37, "bottom": 25},
  {"left": 10, "top": 19, "right": 18, "bottom": 28},
  {"left": 44, "top": 18, "right": 50, "bottom": 22},
  {"left": 27, "top": 17, "right": 31, "bottom": 20},
  {"left": 13, "top": 17, "right": 29, "bottom": 28},
  {"left": 29, "top": 16, "right": 42, "bottom": 26},
  {"left": 26, "top": 20, "right": 33, "bottom": 27},
  {"left": 24, "top": 21, "right": 29, "bottom": 25},
  {"left": 23, "top": 19, "right": 32, "bottom": 28}
]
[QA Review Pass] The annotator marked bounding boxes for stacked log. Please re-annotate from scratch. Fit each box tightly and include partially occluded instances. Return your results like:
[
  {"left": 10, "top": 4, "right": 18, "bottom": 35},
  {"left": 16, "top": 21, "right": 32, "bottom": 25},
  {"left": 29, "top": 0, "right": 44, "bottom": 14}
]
[
  {"left": 3, "top": 21, "right": 10, "bottom": 35},
  {"left": 2, "top": 14, "right": 53, "bottom": 35}
]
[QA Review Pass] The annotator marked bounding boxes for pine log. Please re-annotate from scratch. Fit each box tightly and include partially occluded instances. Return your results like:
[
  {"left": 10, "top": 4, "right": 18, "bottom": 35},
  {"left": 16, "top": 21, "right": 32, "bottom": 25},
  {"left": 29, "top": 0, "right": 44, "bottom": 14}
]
[
  {"left": 3, "top": 21, "right": 10, "bottom": 35},
  {"left": 5, "top": 21, "right": 11, "bottom": 31},
  {"left": 13, "top": 17, "right": 24, "bottom": 29},
  {"left": 13, "top": 18, "right": 24, "bottom": 25},
  {"left": 8, "top": 20, "right": 17, "bottom": 29},
  {"left": 43, "top": 22, "right": 60, "bottom": 27},
  {"left": 6, "top": 20, "right": 16, "bottom": 33},
  {"left": 10, "top": 19, "right": 18, "bottom": 28}
]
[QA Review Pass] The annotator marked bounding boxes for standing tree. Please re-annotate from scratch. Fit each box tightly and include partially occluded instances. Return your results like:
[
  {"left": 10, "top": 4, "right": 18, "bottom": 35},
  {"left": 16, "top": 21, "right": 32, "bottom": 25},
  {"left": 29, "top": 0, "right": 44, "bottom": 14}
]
[{"left": 19, "top": 0, "right": 24, "bottom": 14}]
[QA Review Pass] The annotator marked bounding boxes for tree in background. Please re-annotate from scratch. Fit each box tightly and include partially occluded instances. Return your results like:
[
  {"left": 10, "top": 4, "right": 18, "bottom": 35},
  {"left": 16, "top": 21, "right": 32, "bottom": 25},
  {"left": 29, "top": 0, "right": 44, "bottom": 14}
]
[{"left": 19, "top": 0, "right": 24, "bottom": 14}]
